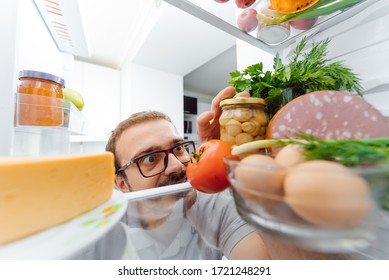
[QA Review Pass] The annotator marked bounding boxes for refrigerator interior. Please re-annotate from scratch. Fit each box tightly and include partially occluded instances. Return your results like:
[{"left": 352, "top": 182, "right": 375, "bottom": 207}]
[{"left": 1, "top": 0, "right": 389, "bottom": 259}]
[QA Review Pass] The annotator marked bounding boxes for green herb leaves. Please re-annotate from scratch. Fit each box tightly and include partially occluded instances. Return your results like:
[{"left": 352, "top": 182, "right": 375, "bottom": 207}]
[
  {"left": 278, "top": 38, "right": 363, "bottom": 96},
  {"left": 233, "top": 133, "right": 389, "bottom": 167},
  {"left": 227, "top": 37, "right": 363, "bottom": 119},
  {"left": 228, "top": 63, "right": 272, "bottom": 96},
  {"left": 285, "top": 133, "right": 389, "bottom": 167}
]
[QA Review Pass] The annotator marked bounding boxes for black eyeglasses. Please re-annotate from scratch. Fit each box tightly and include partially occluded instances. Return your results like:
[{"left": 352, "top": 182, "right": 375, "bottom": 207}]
[{"left": 117, "top": 141, "right": 196, "bottom": 178}]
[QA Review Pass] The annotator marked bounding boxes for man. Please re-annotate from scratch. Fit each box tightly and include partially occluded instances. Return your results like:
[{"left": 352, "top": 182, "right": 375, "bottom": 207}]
[
  {"left": 75, "top": 87, "right": 341, "bottom": 260},
  {"left": 105, "top": 108, "right": 270, "bottom": 259}
]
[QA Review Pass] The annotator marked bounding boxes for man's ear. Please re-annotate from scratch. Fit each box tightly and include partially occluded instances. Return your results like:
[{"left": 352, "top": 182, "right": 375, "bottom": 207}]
[{"left": 115, "top": 174, "right": 130, "bottom": 193}]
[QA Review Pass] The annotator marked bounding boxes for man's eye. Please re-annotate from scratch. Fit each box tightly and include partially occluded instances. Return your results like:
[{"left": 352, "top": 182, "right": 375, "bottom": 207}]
[
  {"left": 174, "top": 145, "right": 185, "bottom": 154},
  {"left": 142, "top": 153, "right": 162, "bottom": 165}
]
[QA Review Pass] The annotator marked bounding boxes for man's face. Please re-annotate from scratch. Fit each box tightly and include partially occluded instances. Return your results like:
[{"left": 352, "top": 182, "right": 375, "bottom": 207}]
[
  {"left": 114, "top": 119, "right": 192, "bottom": 229},
  {"left": 115, "top": 119, "right": 188, "bottom": 192}
]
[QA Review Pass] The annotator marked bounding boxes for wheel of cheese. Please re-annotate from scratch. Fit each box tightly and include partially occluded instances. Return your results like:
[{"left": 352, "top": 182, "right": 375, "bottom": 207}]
[
  {"left": 0, "top": 152, "right": 115, "bottom": 245},
  {"left": 266, "top": 90, "right": 389, "bottom": 141}
]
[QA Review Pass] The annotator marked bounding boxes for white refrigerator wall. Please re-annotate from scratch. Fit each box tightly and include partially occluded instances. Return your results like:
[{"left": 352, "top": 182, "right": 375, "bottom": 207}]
[
  {"left": 120, "top": 62, "right": 184, "bottom": 136},
  {"left": 71, "top": 60, "right": 121, "bottom": 139},
  {"left": 0, "top": 0, "right": 18, "bottom": 156}
]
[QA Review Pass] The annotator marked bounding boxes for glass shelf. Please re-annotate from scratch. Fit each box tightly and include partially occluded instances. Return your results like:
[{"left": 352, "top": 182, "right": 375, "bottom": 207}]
[
  {"left": 14, "top": 93, "right": 86, "bottom": 135},
  {"left": 13, "top": 93, "right": 87, "bottom": 156},
  {"left": 162, "top": 0, "right": 379, "bottom": 54}
]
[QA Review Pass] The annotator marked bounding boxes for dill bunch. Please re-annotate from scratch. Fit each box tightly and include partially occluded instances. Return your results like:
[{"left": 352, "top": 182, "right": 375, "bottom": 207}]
[
  {"left": 232, "top": 133, "right": 389, "bottom": 167},
  {"left": 272, "top": 38, "right": 364, "bottom": 97},
  {"left": 286, "top": 133, "right": 389, "bottom": 167}
]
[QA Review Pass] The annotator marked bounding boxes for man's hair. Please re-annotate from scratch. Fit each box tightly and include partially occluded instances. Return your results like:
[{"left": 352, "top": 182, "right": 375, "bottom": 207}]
[{"left": 106, "top": 110, "right": 173, "bottom": 173}]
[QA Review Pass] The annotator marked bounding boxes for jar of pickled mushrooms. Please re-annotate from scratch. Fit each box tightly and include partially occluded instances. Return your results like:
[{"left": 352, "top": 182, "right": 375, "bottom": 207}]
[{"left": 219, "top": 97, "right": 268, "bottom": 147}]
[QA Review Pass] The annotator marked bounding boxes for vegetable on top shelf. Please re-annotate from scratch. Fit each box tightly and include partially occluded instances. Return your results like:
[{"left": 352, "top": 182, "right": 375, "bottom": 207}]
[{"left": 258, "top": 0, "right": 365, "bottom": 25}]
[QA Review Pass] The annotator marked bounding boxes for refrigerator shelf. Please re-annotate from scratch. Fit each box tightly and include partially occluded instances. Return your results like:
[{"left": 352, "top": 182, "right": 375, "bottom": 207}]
[
  {"left": 162, "top": 0, "right": 380, "bottom": 54},
  {"left": 14, "top": 93, "right": 86, "bottom": 135},
  {"left": 13, "top": 93, "right": 87, "bottom": 156}
]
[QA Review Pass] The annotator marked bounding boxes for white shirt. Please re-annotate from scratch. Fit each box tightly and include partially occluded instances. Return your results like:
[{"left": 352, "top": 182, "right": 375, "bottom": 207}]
[{"left": 72, "top": 190, "right": 254, "bottom": 260}]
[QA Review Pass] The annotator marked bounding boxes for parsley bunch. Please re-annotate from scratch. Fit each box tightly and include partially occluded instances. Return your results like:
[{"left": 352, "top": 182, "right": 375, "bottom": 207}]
[{"left": 228, "top": 38, "right": 363, "bottom": 119}]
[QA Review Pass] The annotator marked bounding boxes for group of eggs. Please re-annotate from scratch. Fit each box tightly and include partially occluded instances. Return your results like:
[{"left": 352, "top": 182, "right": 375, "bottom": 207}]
[{"left": 234, "top": 145, "right": 371, "bottom": 227}]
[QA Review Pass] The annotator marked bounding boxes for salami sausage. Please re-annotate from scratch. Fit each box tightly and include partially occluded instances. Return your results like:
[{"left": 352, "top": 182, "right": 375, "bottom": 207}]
[{"left": 266, "top": 90, "right": 389, "bottom": 140}]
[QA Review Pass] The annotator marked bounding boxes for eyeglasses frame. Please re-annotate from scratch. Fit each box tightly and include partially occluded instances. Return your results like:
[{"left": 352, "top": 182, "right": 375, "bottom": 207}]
[{"left": 117, "top": 140, "right": 196, "bottom": 178}]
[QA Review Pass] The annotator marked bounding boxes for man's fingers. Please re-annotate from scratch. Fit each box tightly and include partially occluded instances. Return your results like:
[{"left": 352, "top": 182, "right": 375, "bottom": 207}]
[
  {"left": 197, "top": 111, "right": 214, "bottom": 127},
  {"left": 211, "top": 86, "right": 236, "bottom": 112},
  {"left": 235, "top": 91, "right": 250, "bottom": 97}
]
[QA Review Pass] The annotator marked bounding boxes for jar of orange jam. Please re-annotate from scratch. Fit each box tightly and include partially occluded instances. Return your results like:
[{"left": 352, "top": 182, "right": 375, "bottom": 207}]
[{"left": 17, "top": 70, "right": 65, "bottom": 126}]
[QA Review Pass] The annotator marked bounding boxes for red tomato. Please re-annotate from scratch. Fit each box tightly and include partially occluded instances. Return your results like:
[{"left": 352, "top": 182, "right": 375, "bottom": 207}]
[{"left": 186, "top": 139, "right": 234, "bottom": 193}]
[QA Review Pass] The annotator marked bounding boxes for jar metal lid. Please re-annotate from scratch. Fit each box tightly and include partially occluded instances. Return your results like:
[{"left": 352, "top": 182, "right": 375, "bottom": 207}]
[
  {"left": 18, "top": 70, "right": 65, "bottom": 87},
  {"left": 220, "top": 97, "right": 267, "bottom": 107}
]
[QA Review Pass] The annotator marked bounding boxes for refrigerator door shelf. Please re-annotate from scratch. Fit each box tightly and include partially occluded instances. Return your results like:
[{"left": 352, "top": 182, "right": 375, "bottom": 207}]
[
  {"left": 161, "top": 0, "right": 380, "bottom": 54},
  {"left": 13, "top": 93, "right": 87, "bottom": 156}
]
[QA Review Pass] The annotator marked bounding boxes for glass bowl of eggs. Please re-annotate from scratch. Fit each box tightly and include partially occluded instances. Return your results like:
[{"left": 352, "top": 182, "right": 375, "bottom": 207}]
[{"left": 224, "top": 136, "right": 389, "bottom": 253}]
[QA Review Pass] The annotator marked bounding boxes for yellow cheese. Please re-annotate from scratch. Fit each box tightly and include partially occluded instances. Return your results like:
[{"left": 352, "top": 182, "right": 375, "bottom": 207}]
[{"left": 0, "top": 152, "right": 115, "bottom": 245}]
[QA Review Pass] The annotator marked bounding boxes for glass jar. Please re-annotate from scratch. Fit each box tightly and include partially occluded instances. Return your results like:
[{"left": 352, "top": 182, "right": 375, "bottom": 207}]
[
  {"left": 256, "top": 1, "right": 291, "bottom": 44},
  {"left": 17, "top": 70, "right": 65, "bottom": 126},
  {"left": 219, "top": 97, "right": 268, "bottom": 147},
  {"left": 257, "top": 21, "right": 291, "bottom": 44}
]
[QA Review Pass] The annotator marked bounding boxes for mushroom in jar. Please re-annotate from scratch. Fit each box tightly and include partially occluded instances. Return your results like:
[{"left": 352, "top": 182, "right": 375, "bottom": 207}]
[
  {"left": 241, "top": 120, "right": 260, "bottom": 135},
  {"left": 225, "top": 119, "right": 242, "bottom": 137},
  {"left": 235, "top": 132, "right": 254, "bottom": 146},
  {"left": 233, "top": 107, "right": 252, "bottom": 122}
]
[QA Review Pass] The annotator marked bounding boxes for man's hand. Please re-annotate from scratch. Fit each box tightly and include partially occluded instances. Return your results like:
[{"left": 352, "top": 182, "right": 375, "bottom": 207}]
[{"left": 197, "top": 87, "right": 250, "bottom": 144}]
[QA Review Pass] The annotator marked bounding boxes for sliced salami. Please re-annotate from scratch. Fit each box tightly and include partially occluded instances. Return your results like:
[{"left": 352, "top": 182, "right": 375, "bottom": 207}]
[{"left": 266, "top": 90, "right": 389, "bottom": 140}]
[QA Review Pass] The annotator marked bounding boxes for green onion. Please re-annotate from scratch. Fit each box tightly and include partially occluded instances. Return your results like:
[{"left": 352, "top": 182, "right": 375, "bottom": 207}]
[{"left": 232, "top": 134, "right": 389, "bottom": 167}]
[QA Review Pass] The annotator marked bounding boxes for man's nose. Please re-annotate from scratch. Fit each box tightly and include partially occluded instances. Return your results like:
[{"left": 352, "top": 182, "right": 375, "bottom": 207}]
[{"left": 164, "top": 153, "right": 184, "bottom": 175}]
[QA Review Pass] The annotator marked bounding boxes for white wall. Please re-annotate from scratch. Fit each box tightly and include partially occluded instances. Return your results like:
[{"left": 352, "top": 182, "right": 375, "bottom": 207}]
[
  {"left": 71, "top": 61, "right": 121, "bottom": 138},
  {"left": 236, "top": 39, "right": 275, "bottom": 72},
  {"left": 0, "top": 0, "right": 18, "bottom": 155},
  {"left": 120, "top": 63, "right": 184, "bottom": 135}
]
